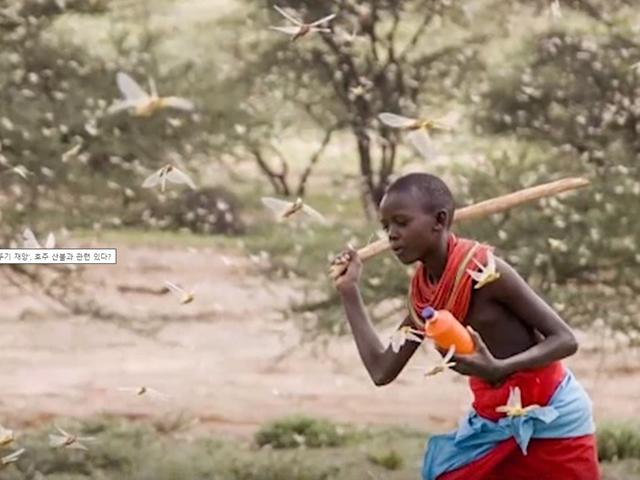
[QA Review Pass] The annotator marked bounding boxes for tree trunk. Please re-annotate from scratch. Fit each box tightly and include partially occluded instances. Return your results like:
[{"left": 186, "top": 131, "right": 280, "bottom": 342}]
[{"left": 354, "top": 128, "right": 395, "bottom": 218}]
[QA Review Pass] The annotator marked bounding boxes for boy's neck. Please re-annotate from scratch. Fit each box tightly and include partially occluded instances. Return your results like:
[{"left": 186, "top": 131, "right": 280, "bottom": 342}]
[{"left": 420, "top": 233, "right": 450, "bottom": 283}]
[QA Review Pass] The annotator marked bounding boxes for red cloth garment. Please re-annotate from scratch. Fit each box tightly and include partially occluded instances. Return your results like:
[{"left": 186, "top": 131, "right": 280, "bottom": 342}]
[
  {"left": 470, "top": 361, "right": 566, "bottom": 422},
  {"left": 438, "top": 356, "right": 601, "bottom": 480},
  {"left": 439, "top": 434, "right": 600, "bottom": 480}
]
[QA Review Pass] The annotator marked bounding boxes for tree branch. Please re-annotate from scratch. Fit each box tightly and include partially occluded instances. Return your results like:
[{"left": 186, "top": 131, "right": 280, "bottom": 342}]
[
  {"left": 250, "top": 146, "right": 290, "bottom": 196},
  {"left": 296, "top": 124, "right": 339, "bottom": 196},
  {"left": 385, "top": 8, "right": 401, "bottom": 63},
  {"left": 398, "top": 9, "right": 434, "bottom": 62}
]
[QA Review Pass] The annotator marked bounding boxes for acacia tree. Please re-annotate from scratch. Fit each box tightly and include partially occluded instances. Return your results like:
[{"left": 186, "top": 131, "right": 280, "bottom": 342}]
[{"left": 226, "top": 0, "right": 484, "bottom": 213}]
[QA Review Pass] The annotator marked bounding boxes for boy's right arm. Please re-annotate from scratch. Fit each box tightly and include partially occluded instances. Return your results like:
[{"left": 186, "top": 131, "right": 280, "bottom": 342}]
[{"left": 333, "top": 248, "right": 421, "bottom": 386}]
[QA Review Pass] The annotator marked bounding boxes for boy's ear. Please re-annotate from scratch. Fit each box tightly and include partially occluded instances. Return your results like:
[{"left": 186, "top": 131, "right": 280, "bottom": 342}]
[{"left": 434, "top": 210, "right": 449, "bottom": 230}]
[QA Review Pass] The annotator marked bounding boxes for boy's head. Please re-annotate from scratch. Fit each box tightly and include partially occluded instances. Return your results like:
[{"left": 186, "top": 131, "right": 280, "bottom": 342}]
[{"left": 379, "top": 173, "right": 455, "bottom": 264}]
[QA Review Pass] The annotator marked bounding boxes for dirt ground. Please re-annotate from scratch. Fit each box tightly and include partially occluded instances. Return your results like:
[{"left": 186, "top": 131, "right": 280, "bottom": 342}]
[{"left": 1, "top": 243, "right": 639, "bottom": 438}]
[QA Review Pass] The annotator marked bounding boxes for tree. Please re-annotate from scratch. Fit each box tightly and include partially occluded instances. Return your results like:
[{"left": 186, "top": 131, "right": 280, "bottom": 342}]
[
  {"left": 461, "top": 1, "right": 640, "bottom": 334},
  {"left": 224, "top": 0, "right": 485, "bottom": 214},
  {"left": 0, "top": 0, "right": 220, "bottom": 320},
  {"left": 0, "top": 0, "right": 211, "bottom": 239},
  {"left": 476, "top": 26, "right": 640, "bottom": 286}
]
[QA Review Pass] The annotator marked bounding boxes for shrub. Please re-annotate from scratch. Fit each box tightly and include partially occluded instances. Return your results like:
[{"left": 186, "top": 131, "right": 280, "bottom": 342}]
[
  {"left": 366, "top": 449, "right": 404, "bottom": 471},
  {"left": 598, "top": 423, "right": 640, "bottom": 462},
  {"left": 254, "top": 416, "right": 348, "bottom": 449}
]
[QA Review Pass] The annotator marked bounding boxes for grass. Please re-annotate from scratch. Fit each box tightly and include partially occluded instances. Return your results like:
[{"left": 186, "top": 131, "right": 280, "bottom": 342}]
[
  {"left": 598, "top": 422, "right": 640, "bottom": 462},
  {"left": 0, "top": 416, "right": 425, "bottom": 480},
  {"left": 1, "top": 415, "right": 639, "bottom": 480}
]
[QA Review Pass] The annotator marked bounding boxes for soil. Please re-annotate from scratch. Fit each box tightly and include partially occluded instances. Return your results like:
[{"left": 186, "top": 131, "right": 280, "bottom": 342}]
[{"left": 1, "top": 243, "right": 638, "bottom": 438}]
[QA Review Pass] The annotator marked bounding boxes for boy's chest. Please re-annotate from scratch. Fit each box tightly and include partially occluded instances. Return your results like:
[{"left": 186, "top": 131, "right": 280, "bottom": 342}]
[
  {"left": 463, "top": 289, "right": 535, "bottom": 358},
  {"left": 464, "top": 289, "right": 505, "bottom": 328}
]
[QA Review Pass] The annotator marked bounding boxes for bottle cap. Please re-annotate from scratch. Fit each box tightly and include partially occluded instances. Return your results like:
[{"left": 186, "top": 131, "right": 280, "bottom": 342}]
[{"left": 421, "top": 306, "right": 436, "bottom": 320}]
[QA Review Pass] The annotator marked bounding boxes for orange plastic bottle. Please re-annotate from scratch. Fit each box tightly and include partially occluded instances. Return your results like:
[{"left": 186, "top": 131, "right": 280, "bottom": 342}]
[{"left": 421, "top": 307, "right": 475, "bottom": 354}]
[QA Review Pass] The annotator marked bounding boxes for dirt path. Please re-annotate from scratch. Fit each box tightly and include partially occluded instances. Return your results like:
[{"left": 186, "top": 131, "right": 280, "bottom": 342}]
[{"left": 1, "top": 244, "right": 638, "bottom": 438}]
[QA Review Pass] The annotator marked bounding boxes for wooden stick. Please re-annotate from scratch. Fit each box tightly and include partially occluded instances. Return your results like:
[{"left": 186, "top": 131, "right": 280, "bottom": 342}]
[{"left": 329, "top": 176, "right": 590, "bottom": 279}]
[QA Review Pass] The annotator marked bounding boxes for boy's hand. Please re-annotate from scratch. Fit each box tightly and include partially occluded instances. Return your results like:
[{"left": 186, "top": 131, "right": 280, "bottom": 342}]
[
  {"left": 331, "top": 246, "right": 362, "bottom": 293},
  {"left": 452, "top": 327, "right": 504, "bottom": 383}
]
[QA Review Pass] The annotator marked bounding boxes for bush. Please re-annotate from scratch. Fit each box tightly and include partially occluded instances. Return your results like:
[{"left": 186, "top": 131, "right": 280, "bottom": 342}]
[
  {"left": 475, "top": 28, "right": 640, "bottom": 293},
  {"left": 254, "top": 416, "right": 348, "bottom": 449},
  {"left": 598, "top": 423, "right": 640, "bottom": 462},
  {"left": 144, "top": 186, "right": 244, "bottom": 234},
  {"left": 366, "top": 450, "right": 404, "bottom": 471},
  {"left": 0, "top": 0, "right": 215, "bottom": 245}
]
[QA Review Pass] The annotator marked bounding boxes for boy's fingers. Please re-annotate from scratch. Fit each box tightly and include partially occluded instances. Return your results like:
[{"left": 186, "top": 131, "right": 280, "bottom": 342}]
[
  {"left": 466, "top": 326, "right": 485, "bottom": 349},
  {"left": 330, "top": 252, "right": 349, "bottom": 265},
  {"left": 466, "top": 326, "right": 479, "bottom": 338},
  {"left": 332, "top": 249, "right": 355, "bottom": 264}
]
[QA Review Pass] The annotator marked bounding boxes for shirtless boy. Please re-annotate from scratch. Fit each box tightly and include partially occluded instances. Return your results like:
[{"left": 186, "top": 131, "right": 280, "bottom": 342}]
[{"left": 333, "top": 173, "right": 599, "bottom": 480}]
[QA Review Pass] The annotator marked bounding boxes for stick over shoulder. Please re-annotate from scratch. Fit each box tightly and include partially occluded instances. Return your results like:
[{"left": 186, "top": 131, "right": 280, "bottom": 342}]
[{"left": 329, "top": 177, "right": 590, "bottom": 279}]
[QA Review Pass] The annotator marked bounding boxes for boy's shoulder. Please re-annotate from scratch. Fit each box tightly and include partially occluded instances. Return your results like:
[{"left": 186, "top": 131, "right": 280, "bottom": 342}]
[{"left": 472, "top": 252, "right": 536, "bottom": 304}]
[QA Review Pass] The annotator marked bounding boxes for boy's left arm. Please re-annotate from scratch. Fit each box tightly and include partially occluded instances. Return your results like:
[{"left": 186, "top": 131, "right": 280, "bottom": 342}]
[{"left": 454, "top": 257, "right": 578, "bottom": 382}]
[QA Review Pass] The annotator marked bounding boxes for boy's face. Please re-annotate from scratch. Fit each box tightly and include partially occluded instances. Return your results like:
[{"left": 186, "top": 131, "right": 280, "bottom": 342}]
[{"left": 379, "top": 190, "right": 445, "bottom": 264}]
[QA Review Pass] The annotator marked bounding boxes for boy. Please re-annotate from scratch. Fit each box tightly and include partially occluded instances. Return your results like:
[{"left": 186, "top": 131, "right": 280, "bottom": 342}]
[{"left": 332, "top": 173, "right": 599, "bottom": 480}]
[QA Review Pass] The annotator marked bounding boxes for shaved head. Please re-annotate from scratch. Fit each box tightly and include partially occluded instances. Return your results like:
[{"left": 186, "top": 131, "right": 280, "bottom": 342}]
[{"left": 384, "top": 173, "right": 455, "bottom": 227}]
